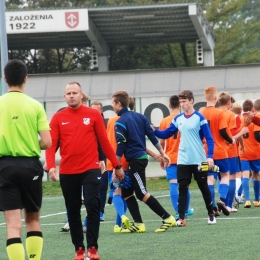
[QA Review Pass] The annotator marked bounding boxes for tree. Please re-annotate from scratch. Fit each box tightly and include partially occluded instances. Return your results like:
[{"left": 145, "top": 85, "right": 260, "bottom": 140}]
[{"left": 5, "top": 0, "right": 260, "bottom": 72}]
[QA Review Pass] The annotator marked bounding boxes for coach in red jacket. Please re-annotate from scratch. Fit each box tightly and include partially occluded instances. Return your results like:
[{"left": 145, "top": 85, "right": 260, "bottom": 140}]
[{"left": 45, "top": 82, "right": 124, "bottom": 260}]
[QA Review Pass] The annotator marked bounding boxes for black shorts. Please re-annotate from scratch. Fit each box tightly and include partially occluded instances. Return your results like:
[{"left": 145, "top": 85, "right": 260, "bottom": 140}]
[
  {"left": 177, "top": 164, "right": 207, "bottom": 183},
  {"left": 122, "top": 159, "right": 148, "bottom": 200},
  {"left": 0, "top": 156, "right": 43, "bottom": 212}
]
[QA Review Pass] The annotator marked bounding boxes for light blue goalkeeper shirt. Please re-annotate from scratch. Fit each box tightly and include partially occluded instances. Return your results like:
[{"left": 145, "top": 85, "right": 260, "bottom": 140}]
[{"left": 154, "top": 110, "right": 214, "bottom": 165}]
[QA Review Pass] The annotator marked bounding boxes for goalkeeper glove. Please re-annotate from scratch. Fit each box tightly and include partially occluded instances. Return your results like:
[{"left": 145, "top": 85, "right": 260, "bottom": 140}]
[
  {"left": 121, "top": 172, "right": 132, "bottom": 189},
  {"left": 198, "top": 162, "right": 219, "bottom": 172}
]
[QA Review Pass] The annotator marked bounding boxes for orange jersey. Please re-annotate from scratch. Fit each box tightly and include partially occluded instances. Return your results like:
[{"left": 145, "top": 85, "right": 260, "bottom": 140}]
[
  {"left": 223, "top": 110, "right": 238, "bottom": 158},
  {"left": 159, "top": 113, "right": 180, "bottom": 164},
  {"left": 106, "top": 115, "right": 128, "bottom": 171},
  {"left": 240, "top": 115, "right": 260, "bottom": 160},
  {"left": 235, "top": 115, "right": 242, "bottom": 154},
  {"left": 200, "top": 107, "right": 229, "bottom": 160}
]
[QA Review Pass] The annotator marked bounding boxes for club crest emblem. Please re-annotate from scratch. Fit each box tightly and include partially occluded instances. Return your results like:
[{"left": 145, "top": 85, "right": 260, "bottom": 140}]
[{"left": 83, "top": 118, "right": 90, "bottom": 125}]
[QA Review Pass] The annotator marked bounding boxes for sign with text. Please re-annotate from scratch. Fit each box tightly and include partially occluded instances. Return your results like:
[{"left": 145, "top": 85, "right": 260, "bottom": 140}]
[{"left": 6, "top": 9, "right": 88, "bottom": 34}]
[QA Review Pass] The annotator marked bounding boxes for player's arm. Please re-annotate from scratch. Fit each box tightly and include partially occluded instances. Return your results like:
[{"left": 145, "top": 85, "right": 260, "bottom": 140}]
[
  {"left": 252, "top": 116, "right": 260, "bottom": 126},
  {"left": 39, "top": 130, "right": 52, "bottom": 149},
  {"left": 37, "top": 105, "right": 52, "bottom": 149},
  {"left": 219, "top": 128, "right": 234, "bottom": 144},
  {"left": 243, "top": 111, "right": 260, "bottom": 126},
  {"left": 146, "top": 148, "right": 163, "bottom": 162},
  {"left": 231, "top": 127, "right": 249, "bottom": 140},
  {"left": 45, "top": 115, "right": 60, "bottom": 181},
  {"left": 114, "top": 121, "right": 127, "bottom": 162},
  {"left": 154, "top": 122, "right": 178, "bottom": 139},
  {"left": 201, "top": 122, "right": 214, "bottom": 168},
  {"left": 141, "top": 118, "right": 170, "bottom": 166}
]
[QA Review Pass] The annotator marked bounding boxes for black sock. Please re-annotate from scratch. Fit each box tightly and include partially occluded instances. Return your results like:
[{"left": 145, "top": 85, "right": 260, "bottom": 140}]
[
  {"left": 125, "top": 196, "right": 143, "bottom": 223},
  {"left": 145, "top": 195, "right": 170, "bottom": 219}
]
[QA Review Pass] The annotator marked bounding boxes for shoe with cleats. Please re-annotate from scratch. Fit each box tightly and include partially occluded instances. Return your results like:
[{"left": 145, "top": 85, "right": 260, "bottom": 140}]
[
  {"left": 253, "top": 201, "right": 260, "bottom": 207},
  {"left": 244, "top": 201, "right": 251, "bottom": 208},
  {"left": 121, "top": 222, "right": 146, "bottom": 233},
  {"left": 175, "top": 208, "right": 195, "bottom": 220},
  {"left": 87, "top": 246, "right": 100, "bottom": 260},
  {"left": 114, "top": 225, "right": 122, "bottom": 233},
  {"left": 155, "top": 215, "right": 176, "bottom": 232},
  {"left": 60, "top": 222, "right": 70, "bottom": 233},
  {"left": 74, "top": 247, "right": 85, "bottom": 260},
  {"left": 121, "top": 215, "right": 130, "bottom": 229},
  {"left": 217, "top": 199, "right": 230, "bottom": 216},
  {"left": 175, "top": 218, "right": 186, "bottom": 227},
  {"left": 208, "top": 214, "right": 216, "bottom": 225}
]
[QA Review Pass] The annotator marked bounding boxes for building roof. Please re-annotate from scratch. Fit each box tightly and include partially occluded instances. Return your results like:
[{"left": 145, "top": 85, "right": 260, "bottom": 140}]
[{"left": 6, "top": 2, "right": 215, "bottom": 52}]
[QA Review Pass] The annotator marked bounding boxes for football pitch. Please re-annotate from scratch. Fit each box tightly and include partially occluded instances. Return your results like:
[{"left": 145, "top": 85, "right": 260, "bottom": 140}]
[{"left": 0, "top": 189, "right": 260, "bottom": 260}]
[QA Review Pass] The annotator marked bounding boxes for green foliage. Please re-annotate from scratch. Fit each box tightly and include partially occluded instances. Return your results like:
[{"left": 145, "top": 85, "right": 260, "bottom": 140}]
[
  {"left": 202, "top": 0, "right": 260, "bottom": 65},
  {"left": 5, "top": 0, "right": 260, "bottom": 70}
]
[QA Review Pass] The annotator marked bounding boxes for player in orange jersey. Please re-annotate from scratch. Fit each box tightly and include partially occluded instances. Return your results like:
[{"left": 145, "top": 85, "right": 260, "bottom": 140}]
[
  {"left": 240, "top": 99, "right": 260, "bottom": 208},
  {"left": 201, "top": 87, "right": 233, "bottom": 216},
  {"left": 159, "top": 95, "right": 194, "bottom": 220},
  {"left": 217, "top": 92, "right": 248, "bottom": 213}
]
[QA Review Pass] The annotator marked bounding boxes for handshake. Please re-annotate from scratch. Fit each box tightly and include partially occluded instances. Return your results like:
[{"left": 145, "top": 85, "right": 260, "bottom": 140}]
[{"left": 198, "top": 162, "right": 219, "bottom": 172}]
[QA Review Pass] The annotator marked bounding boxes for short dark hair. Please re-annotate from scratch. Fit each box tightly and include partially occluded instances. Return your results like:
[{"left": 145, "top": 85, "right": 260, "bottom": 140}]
[
  {"left": 112, "top": 90, "right": 129, "bottom": 108},
  {"left": 4, "top": 59, "right": 27, "bottom": 87},
  {"left": 178, "top": 90, "right": 194, "bottom": 102},
  {"left": 129, "top": 97, "right": 135, "bottom": 110},
  {"left": 169, "top": 95, "right": 179, "bottom": 109},
  {"left": 243, "top": 99, "right": 253, "bottom": 112},
  {"left": 91, "top": 100, "right": 103, "bottom": 109},
  {"left": 217, "top": 92, "right": 231, "bottom": 106}
]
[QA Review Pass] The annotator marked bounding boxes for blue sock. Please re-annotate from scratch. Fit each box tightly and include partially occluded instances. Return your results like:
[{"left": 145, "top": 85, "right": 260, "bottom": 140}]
[
  {"left": 238, "top": 182, "right": 243, "bottom": 196},
  {"left": 185, "top": 189, "right": 190, "bottom": 212},
  {"left": 208, "top": 184, "right": 216, "bottom": 207},
  {"left": 226, "top": 180, "right": 236, "bottom": 208},
  {"left": 169, "top": 183, "right": 178, "bottom": 213},
  {"left": 219, "top": 183, "right": 229, "bottom": 200},
  {"left": 254, "top": 180, "right": 260, "bottom": 201},
  {"left": 115, "top": 198, "right": 127, "bottom": 226},
  {"left": 115, "top": 213, "right": 121, "bottom": 226},
  {"left": 113, "top": 194, "right": 125, "bottom": 217},
  {"left": 242, "top": 178, "right": 250, "bottom": 200}
]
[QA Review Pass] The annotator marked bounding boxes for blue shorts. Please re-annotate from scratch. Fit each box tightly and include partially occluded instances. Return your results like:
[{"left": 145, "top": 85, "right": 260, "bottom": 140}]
[
  {"left": 228, "top": 157, "right": 240, "bottom": 175},
  {"left": 240, "top": 160, "right": 260, "bottom": 173},
  {"left": 208, "top": 159, "right": 229, "bottom": 177},
  {"left": 165, "top": 164, "right": 177, "bottom": 180}
]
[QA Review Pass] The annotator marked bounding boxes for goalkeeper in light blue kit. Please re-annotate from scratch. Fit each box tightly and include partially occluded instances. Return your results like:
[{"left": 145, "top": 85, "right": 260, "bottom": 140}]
[{"left": 154, "top": 90, "right": 216, "bottom": 226}]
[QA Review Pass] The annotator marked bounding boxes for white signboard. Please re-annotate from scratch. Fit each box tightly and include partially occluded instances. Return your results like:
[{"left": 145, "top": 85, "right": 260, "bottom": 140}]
[{"left": 6, "top": 9, "right": 89, "bottom": 34}]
